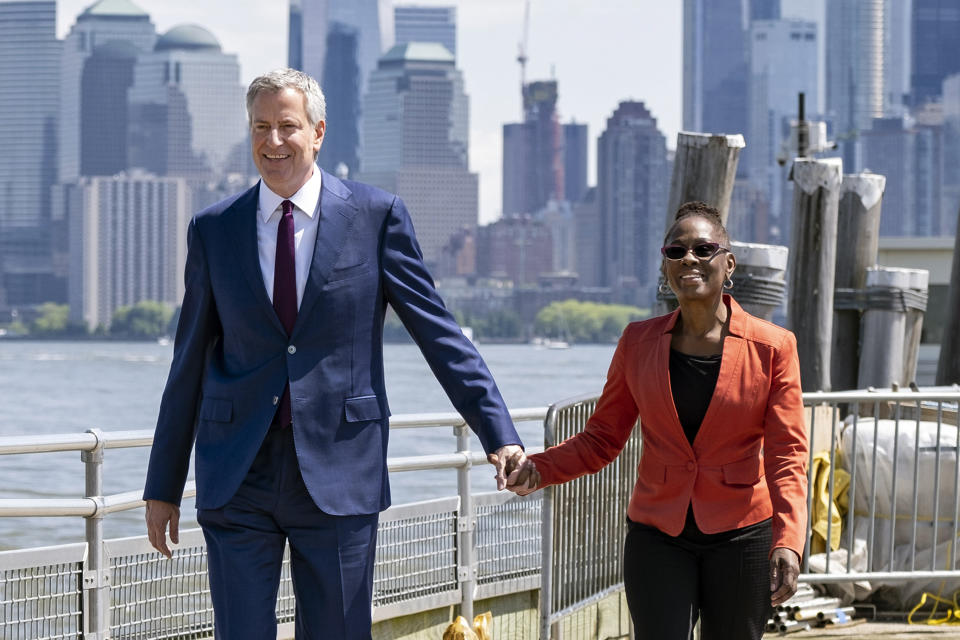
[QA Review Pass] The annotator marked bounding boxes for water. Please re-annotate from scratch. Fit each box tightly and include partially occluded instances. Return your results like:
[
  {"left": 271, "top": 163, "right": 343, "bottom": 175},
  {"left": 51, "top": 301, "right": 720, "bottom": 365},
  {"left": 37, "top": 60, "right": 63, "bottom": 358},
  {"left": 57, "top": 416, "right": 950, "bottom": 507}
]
[{"left": 0, "top": 340, "right": 615, "bottom": 549}]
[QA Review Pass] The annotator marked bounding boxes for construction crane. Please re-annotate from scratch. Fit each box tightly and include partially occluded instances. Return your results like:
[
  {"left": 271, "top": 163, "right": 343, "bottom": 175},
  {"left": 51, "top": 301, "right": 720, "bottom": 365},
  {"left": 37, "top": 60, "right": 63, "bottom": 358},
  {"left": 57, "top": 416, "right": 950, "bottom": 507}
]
[{"left": 517, "top": 0, "right": 530, "bottom": 90}]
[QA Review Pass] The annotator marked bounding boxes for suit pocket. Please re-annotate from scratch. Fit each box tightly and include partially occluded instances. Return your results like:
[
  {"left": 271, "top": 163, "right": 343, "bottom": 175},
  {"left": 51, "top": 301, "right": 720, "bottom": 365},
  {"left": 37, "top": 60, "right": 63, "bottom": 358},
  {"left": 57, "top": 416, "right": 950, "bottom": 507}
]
[
  {"left": 199, "top": 396, "right": 232, "bottom": 423},
  {"left": 344, "top": 395, "right": 384, "bottom": 422},
  {"left": 721, "top": 454, "right": 765, "bottom": 486}
]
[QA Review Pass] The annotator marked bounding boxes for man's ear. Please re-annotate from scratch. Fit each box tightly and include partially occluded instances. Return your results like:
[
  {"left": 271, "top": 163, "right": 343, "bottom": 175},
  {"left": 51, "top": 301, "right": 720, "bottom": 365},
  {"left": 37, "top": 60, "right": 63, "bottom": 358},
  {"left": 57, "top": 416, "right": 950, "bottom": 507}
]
[{"left": 313, "top": 120, "right": 326, "bottom": 153}]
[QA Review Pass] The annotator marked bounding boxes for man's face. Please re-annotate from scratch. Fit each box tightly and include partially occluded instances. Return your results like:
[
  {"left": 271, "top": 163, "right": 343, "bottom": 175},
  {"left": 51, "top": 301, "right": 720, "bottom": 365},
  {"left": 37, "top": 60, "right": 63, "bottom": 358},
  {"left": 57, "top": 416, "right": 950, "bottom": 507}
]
[{"left": 250, "top": 87, "right": 325, "bottom": 198}]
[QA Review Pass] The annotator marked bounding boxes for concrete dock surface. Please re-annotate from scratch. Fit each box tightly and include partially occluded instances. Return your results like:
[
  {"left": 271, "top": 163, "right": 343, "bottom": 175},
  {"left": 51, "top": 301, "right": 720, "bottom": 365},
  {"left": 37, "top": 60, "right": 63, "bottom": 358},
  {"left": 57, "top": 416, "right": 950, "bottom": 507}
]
[{"left": 776, "top": 621, "right": 960, "bottom": 638}]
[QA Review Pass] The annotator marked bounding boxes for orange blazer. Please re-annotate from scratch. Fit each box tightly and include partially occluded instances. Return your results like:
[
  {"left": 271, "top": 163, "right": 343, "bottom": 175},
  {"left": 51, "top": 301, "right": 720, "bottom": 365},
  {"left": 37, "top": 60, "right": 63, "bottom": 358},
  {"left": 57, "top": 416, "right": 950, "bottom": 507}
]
[{"left": 530, "top": 295, "right": 809, "bottom": 557}]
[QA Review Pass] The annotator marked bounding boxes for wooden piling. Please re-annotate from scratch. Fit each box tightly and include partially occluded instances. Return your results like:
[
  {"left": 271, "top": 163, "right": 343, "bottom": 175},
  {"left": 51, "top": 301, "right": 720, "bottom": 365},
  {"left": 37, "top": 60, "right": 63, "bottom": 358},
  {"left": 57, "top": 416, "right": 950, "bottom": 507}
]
[
  {"left": 788, "top": 158, "right": 842, "bottom": 392},
  {"left": 831, "top": 173, "right": 885, "bottom": 392},
  {"left": 902, "top": 269, "right": 929, "bottom": 385},
  {"left": 664, "top": 132, "right": 745, "bottom": 230},
  {"left": 937, "top": 205, "right": 960, "bottom": 385}
]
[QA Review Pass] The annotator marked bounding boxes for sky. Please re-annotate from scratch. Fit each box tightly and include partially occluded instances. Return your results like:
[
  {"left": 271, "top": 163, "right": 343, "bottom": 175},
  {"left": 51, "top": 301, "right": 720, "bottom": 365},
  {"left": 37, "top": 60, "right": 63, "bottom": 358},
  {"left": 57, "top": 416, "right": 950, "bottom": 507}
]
[{"left": 56, "top": 0, "right": 683, "bottom": 224}]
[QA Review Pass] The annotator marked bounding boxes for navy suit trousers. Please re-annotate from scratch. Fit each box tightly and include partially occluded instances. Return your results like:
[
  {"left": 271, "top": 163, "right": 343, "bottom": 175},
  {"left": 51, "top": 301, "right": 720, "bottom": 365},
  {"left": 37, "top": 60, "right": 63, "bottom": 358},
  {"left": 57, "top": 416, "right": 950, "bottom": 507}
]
[{"left": 197, "top": 428, "right": 378, "bottom": 640}]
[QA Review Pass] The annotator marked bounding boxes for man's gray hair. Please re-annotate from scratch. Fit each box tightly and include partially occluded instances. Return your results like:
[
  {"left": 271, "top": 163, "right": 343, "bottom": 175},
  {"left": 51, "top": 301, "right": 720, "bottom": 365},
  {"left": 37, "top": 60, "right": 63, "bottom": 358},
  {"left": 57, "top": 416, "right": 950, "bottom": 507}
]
[{"left": 246, "top": 68, "right": 326, "bottom": 126}]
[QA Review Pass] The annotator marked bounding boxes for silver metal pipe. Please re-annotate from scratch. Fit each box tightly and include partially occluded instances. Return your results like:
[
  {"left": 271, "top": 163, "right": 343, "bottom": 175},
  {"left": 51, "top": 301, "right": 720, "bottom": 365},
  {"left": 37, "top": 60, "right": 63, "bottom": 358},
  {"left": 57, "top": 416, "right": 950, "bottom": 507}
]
[
  {"left": 455, "top": 424, "right": 475, "bottom": 623},
  {"left": 82, "top": 428, "right": 107, "bottom": 640}
]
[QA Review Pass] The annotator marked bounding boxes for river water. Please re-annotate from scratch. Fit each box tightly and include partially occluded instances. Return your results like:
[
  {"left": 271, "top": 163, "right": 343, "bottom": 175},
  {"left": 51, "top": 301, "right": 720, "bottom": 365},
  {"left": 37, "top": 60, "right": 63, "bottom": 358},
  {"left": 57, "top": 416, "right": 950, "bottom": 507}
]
[{"left": 0, "top": 340, "right": 615, "bottom": 549}]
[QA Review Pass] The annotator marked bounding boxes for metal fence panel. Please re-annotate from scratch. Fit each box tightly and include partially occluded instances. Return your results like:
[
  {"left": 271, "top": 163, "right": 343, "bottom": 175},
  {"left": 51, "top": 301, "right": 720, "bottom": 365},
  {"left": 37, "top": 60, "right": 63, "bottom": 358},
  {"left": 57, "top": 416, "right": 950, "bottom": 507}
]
[{"left": 0, "top": 544, "right": 85, "bottom": 640}]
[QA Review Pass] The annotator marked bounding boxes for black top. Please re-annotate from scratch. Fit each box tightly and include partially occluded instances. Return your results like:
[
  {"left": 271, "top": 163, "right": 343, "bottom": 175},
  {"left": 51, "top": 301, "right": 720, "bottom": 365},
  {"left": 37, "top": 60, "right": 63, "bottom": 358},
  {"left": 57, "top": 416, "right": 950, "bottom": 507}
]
[
  {"left": 670, "top": 348, "right": 723, "bottom": 537},
  {"left": 669, "top": 349, "right": 722, "bottom": 445}
]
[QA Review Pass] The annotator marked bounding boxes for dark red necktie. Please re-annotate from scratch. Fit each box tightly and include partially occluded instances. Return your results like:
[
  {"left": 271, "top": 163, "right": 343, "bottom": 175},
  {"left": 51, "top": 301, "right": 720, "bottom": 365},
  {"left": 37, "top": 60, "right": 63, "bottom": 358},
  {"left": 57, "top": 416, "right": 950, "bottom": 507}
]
[{"left": 273, "top": 199, "right": 297, "bottom": 426}]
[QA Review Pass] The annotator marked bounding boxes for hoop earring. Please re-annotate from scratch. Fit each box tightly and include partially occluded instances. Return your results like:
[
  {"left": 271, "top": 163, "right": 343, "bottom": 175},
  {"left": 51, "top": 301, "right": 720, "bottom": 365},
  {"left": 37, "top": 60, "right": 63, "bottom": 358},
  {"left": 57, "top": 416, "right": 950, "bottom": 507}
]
[
  {"left": 659, "top": 282, "right": 672, "bottom": 295},
  {"left": 723, "top": 277, "right": 734, "bottom": 290}
]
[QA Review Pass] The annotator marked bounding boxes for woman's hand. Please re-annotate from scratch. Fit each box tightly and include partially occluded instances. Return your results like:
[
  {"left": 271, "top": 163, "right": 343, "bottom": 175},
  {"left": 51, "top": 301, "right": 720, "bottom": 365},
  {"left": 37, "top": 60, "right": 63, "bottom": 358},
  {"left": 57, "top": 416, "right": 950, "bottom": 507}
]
[
  {"left": 506, "top": 458, "right": 541, "bottom": 496},
  {"left": 769, "top": 547, "right": 801, "bottom": 606}
]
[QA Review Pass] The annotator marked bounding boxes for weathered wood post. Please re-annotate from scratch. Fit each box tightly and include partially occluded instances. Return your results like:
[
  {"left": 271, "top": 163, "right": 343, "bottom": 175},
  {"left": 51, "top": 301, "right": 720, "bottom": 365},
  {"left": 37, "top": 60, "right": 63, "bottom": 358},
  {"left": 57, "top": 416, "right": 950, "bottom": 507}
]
[
  {"left": 831, "top": 173, "right": 885, "bottom": 392},
  {"left": 937, "top": 205, "right": 960, "bottom": 385},
  {"left": 729, "top": 241, "right": 788, "bottom": 321},
  {"left": 658, "top": 132, "right": 745, "bottom": 313},
  {"left": 788, "top": 158, "right": 842, "bottom": 392},
  {"left": 858, "top": 267, "right": 928, "bottom": 389},
  {"left": 664, "top": 132, "right": 746, "bottom": 229}
]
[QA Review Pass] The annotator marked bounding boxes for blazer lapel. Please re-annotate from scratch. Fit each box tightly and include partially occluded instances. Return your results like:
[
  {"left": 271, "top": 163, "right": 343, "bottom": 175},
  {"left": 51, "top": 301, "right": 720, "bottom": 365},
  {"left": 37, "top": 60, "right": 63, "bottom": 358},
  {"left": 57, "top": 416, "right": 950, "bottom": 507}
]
[
  {"left": 293, "top": 171, "right": 359, "bottom": 334},
  {"left": 224, "top": 182, "right": 286, "bottom": 336}
]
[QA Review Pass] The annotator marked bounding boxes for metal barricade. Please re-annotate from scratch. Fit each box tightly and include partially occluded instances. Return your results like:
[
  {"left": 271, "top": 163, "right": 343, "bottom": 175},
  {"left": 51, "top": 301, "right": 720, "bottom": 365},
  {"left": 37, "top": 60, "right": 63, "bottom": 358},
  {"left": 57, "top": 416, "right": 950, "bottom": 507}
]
[
  {"left": 539, "top": 387, "right": 960, "bottom": 637},
  {"left": 0, "top": 409, "right": 546, "bottom": 640}
]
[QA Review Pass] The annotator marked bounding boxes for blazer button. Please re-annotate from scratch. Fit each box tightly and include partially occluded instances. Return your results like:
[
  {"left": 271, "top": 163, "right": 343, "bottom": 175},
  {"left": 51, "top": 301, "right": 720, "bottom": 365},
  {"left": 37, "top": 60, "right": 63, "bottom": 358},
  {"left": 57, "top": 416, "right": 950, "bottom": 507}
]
[
  {"left": 287, "top": 345, "right": 297, "bottom": 354},
  {"left": 272, "top": 396, "right": 279, "bottom": 406},
  {"left": 686, "top": 461, "right": 696, "bottom": 472}
]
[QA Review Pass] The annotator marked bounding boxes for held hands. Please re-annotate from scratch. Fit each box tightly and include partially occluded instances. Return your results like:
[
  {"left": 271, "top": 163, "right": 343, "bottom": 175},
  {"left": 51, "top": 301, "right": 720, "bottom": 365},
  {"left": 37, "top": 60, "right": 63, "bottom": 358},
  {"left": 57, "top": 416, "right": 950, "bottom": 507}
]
[
  {"left": 486, "top": 444, "right": 541, "bottom": 496},
  {"left": 145, "top": 499, "right": 180, "bottom": 559},
  {"left": 769, "top": 547, "right": 801, "bottom": 606}
]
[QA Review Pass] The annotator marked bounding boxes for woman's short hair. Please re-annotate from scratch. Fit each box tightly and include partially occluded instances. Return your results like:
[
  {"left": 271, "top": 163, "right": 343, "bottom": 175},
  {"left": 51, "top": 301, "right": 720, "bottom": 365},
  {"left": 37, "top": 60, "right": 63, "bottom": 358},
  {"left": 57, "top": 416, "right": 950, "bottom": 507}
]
[
  {"left": 246, "top": 68, "right": 326, "bottom": 127},
  {"left": 663, "top": 201, "right": 730, "bottom": 247}
]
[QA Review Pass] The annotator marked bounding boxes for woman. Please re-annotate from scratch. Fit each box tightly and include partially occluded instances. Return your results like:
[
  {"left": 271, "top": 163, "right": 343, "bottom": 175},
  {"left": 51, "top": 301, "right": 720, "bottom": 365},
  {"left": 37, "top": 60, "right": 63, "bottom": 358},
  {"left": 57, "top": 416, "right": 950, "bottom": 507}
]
[{"left": 508, "top": 202, "right": 808, "bottom": 639}]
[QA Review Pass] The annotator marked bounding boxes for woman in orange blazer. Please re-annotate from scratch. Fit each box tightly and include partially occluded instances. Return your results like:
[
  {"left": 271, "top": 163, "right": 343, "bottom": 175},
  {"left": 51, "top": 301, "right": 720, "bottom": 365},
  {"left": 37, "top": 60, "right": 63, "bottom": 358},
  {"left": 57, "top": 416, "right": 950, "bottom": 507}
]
[{"left": 508, "top": 202, "right": 808, "bottom": 640}]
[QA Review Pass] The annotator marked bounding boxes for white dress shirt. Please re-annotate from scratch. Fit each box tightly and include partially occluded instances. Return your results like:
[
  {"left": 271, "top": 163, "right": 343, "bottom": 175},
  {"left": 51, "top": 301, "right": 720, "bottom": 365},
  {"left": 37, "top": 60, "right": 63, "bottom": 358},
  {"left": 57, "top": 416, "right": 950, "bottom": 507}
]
[{"left": 257, "top": 168, "right": 323, "bottom": 308}]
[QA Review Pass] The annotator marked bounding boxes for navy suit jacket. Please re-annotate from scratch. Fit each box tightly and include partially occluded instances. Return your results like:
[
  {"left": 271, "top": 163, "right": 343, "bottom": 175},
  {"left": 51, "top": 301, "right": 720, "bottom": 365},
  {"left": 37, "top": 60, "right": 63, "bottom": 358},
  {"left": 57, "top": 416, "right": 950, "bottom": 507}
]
[{"left": 143, "top": 170, "right": 522, "bottom": 515}]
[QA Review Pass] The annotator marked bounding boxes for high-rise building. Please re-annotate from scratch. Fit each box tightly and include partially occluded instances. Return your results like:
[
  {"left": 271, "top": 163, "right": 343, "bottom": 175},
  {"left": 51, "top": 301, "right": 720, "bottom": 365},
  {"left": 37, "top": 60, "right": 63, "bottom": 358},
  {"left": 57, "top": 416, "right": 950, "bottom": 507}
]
[
  {"left": 0, "top": 0, "right": 62, "bottom": 308},
  {"left": 361, "top": 42, "right": 476, "bottom": 265},
  {"left": 297, "top": 0, "right": 393, "bottom": 177},
  {"left": 884, "top": 0, "right": 911, "bottom": 115},
  {"left": 476, "top": 216, "right": 553, "bottom": 286},
  {"left": 64, "top": 172, "right": 189, "bottom": 330},
  {"left": 826, "top": 0, "right": 884, "bottom": 170},
  {"left": 751, "top": 0, "right": 782, "bottom": 19},
  {"left": 911, "top": 0, "right": 960, "bottom": 106},
  {"left": 288, "top": 0, "right": 303, "bottom": 71},
  {"left": 746, "top": 19, "right": 819, "bottom": 233},
  {"left": 572, "top": 188, "right": 602, "bottom": 287},
  {"left": 394, "top": 5, "right": 456, "bottom": 57},
  {"left": 597, "top": 101, "right": 668, "bottom": 304},
  {"left": 59, "top": 0, "right": 157, "bottom": 184},
  {"left": 683, "top": 0, "right": 749, "bottom": 137},
  {"left": 502, "top": 80, "right": 563, "bottom": 216},
  {"left": 563, "top": 122, "right": 588, "bottom": 204},
  {"left": 942, "top": 73, "right": 960, "bottom": 236},
  {"left": 80, "top": 40, "right": 138, "bottom": 176},
  {"left": 126, "top": 25, "right": 246, "bottom": 179}
]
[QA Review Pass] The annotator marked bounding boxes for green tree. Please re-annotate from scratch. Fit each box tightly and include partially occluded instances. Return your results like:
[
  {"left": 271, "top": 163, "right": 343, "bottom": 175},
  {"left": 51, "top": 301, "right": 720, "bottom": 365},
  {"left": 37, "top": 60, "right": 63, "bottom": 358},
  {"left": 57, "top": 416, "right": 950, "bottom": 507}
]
[
  {"left": 110, "top": 301, "right": 174, "bottom": 339},
  {"left": 534, "top": 300, "right": 649, "bottom": 343},
  {"left": 30, "top": 303, "right": 70, "bottom": 336}
]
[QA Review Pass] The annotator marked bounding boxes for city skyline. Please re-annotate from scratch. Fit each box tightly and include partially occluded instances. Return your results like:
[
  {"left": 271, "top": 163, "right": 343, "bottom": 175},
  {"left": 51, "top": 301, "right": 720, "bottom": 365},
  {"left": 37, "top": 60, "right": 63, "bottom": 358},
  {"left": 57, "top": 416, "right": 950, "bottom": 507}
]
[{"left": 56, "top": 0, "right": 683, "bottom": 224}]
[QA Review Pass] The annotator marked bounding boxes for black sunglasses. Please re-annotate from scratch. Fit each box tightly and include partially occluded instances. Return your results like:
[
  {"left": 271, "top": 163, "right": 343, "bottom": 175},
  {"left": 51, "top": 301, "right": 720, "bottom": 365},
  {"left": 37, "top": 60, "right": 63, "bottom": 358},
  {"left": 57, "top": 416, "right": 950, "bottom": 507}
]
[{"left": 660, "top": 242, "right": 727, "bottom": 261}]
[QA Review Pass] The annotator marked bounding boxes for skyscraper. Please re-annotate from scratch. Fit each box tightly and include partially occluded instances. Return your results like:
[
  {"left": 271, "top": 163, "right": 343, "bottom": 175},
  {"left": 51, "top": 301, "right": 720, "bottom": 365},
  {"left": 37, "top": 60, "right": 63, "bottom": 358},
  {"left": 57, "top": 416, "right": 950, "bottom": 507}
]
[
  {"left": 297, "top": 0, "right": 393, "bottom": 177},
  {"left": 597, "top": 101, "right": 668, "bottom": 304},
  {"left": 394, "top": 5, "right": 456, "bottom": 57},
  {"left": 126, "top": 25, "right": 246, "bottom": 179},
  {"left": 64, "top": 172, "right": 189, "bottom": 330},
  {"left": 826, "top": 0, "right": 884, "bottom": 170},
  {"left": 361, "top": 43, "right": 476, "bottom": 265},
  {"left": 0, "top": 0, "right": 61, "bottom": 308},
  {"left": 683, "top": 0, "right": 749, "bottom": 137},
  {"left": 59, "top": 0, "right": 157, "bottom": 184},
  {"left": 746, "top": 19, "right": 819, "bottom": 231},
  {"left": 563, "top": 121, "right": 588, "bottom": 204},
  {"left": 80, "top": 40, "right": 138, "bottom": 176},
  {"left": 911, "top": 0, "right": 960, "bottom": 105},
  {"left": 502, "top": 80, "right": 563, "bottom": 216}
]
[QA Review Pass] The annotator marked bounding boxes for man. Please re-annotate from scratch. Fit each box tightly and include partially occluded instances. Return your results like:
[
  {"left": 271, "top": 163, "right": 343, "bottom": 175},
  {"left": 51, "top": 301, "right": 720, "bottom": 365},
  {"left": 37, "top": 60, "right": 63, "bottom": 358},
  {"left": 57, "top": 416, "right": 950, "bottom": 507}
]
[{"left": 143, "top": 68, "right": 525, "bottom": 640}]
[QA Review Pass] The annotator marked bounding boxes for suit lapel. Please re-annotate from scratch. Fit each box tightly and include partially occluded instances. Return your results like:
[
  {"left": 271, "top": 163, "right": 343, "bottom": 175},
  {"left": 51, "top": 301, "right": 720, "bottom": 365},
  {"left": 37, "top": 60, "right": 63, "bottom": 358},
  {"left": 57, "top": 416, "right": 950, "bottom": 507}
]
[
  {"left": 293, "top": 171, "right": 359, "bottom": 335},
  {"left": 224, "top": 182, "right": 287, "bottom": 336}
]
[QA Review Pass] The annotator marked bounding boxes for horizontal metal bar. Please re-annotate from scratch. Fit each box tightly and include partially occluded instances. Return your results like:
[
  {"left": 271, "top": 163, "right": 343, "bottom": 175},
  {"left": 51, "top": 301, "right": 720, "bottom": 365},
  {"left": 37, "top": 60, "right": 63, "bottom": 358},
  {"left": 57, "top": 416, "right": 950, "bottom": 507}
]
[
  {"left": 800, "top": 571, "right": 960, "bottom": 584},
  {"left": 0, "top": 432, "right": 99, "bottom": 455},
  {"left": 0, "top": 541, "right": 86, "bottom": 571},
  {"left": 0, "top": 498, "right": 97, "bottom": 517},
  {"left": 388, "top": 452, "right": 472, "bottom": 472},
  {"left": 802, "top": 389, "right": 960, "bottom": 402}
]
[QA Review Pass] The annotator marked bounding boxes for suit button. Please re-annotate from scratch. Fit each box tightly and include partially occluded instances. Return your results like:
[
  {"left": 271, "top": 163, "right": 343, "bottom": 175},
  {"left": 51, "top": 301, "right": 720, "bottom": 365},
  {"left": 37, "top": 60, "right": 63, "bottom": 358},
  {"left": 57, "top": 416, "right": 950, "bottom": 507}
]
[
  {"left": 287, "top": 345, "right": 297, "bottom": 354},
  {"left": 272, "top": 396, "right": 279, "bottom": 406},
  {"left": 686, "top": 461, "right": 696, "bottom": 472}
]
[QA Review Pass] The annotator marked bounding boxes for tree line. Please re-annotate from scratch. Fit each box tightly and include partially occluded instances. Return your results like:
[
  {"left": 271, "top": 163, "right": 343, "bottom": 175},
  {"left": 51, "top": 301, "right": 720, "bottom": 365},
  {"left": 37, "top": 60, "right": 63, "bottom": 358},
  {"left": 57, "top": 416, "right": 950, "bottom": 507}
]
[{"left": 4, "top": 301, "right": 176, "bottom": 339}]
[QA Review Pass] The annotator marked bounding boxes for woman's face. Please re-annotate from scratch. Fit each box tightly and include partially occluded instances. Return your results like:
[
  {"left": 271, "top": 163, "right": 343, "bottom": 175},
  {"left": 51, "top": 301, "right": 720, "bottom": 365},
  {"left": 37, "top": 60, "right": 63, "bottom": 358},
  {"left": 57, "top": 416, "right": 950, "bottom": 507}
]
[{"left": 662, "top": 216, "right": 736, "bottom": 304}]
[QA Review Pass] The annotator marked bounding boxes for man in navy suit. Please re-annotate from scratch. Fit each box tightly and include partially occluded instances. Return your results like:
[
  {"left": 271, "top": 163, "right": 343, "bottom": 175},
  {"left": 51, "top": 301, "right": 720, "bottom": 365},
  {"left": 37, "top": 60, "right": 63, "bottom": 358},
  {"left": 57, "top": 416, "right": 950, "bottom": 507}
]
[{"left": 143, "top": 68, "right": 526, "bottom": 640}]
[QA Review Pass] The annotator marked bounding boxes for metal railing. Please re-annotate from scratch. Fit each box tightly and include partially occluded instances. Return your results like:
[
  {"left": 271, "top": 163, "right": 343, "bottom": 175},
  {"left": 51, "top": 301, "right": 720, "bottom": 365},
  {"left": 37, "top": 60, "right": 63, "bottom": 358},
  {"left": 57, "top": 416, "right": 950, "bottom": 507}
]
[
  {"left": 0, "top": 409, "right": 546, "bottom": 640},
  {"left": 538, "top": 387, "right": 960, "bottom": 637}
]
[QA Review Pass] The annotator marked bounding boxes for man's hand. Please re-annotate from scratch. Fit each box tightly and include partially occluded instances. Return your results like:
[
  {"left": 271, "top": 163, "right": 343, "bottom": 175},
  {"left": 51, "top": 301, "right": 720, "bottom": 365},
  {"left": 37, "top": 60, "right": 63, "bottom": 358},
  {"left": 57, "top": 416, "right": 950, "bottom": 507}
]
[
  {"left": 145, "top": 499, "right": 180, "bottom": 559},
  {"left": 506, "top": 458, "right": 541, "bottom": 496},
  {"left": 770, "top": 547, "right": 800, "bottom": 606},
  {"left": 487, "top": 444, "right": 525, "bottom": 490}
]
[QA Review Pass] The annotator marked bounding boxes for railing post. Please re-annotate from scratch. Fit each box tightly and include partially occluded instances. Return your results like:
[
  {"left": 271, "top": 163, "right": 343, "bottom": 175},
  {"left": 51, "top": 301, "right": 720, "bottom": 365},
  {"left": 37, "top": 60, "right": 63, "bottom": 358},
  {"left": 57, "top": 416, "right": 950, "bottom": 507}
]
[
  {"left": 541, "top": 406, "right": 557, "bottom": 640},
  {"left": 454, "top": 423, "right": 475, "bottom": 622},
  {"left": 82, "top": 428, "right": 109, "bottom": 640}
]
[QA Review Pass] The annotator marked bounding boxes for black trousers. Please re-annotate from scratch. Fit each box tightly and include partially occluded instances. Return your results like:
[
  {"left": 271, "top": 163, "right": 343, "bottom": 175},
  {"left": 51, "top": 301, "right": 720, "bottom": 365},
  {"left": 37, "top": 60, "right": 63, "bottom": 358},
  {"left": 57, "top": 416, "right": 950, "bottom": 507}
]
[{"left": 623, "top": 516, "right": 772, "bottom": 640}]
